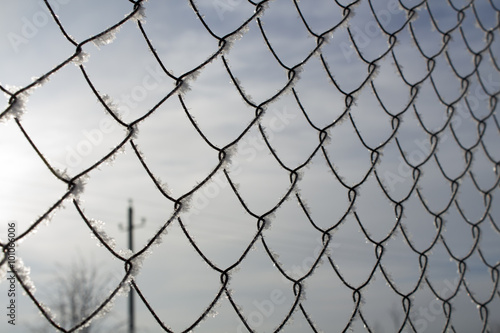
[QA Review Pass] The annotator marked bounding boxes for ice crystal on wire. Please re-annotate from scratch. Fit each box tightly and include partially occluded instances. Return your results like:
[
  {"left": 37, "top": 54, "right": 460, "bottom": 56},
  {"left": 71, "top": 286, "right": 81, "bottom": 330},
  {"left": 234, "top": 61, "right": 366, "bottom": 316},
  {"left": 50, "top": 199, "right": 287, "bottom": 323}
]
[
  {"left": 177, "top": 79, "right": 191, "bottom": 95},
  {"left": 72, "top": 51, "right": 90, "bottom": 66},
  {"left": 206, "top": 299, "right": 221, "bottom": 319},
  {"left": 261, "top": 211, "right": 275, "bottom": 230},
  {"left": 369, "top": 63, "right": 381, "bottom": 82},
  {"left": 269, "top": 248, "right": 283, "bottom": 269},
  {"left": 14, "top": 259, "right": 36, "bottom": 295},
  {"left": 178, "top": 70, "right": 200, "bottom": 96},
  {"left": 130, "top": 123, "right": 140, "bottom": 140},
  {"left": 118, "top": 248, "right": 133, "bottom": 259},
  {"left": 291, "top": 65, "right": 303, "bottom": 84},
  {"left": 71, "top": 176, "right": 88, "bottom": 201},
  {"left": 208, "top": 308, "right": 218, "bottom": 318},
  {"left": 222, "top": 24, "right": 250, "bottom": 54},
  {"left": 89, "top": 219, "right": 116, "bottom": 249},
  {"left": 298, "top": 282, "right": 307, "bottom": 302},
  {"left": 117, "top": 278, "right": 131, "bottom": 296},
  {"left": 131, "top": 4, "right": 146, "bottom": 23},
  {"left": 177, "top": 195, "right": 193, "bottom": 215},
  {"left": 320, "top": 130, "right": 332, "bottom": 146},
  {"left": 3, "top": 86, "right": 29, "bottom": 121},
  {"left": 312, "top": 45, "right": 323, "bottom": 58},
  {"left": 154, "top": 176, "right": 173, "bottom": 197},
  {"left": 105, "top": 144, "right": 127, "bottom": 167},
  {"left": 150, "top": 223, "right": 169, "bottom": 247},
  {"left": 93, "top": 27, "right": 120, "bottom": 48},
  {"left": 91, "top": 296, "right": 116, "bottom": 323},
  {"left": 129, "top": 248, "right": 152, "bottom": 278},
  {"left": 39, "top": 302, "right": 57, "bottom": 322},
  {"left": 254, "top": 1, "right": 270, "bottom": 19},
  {"left": 31, "top": 75, "right": 50, "bottom": 89},
  {"left": 231, "top": 76, "right": 254, "bottom": 104},
  {"left": 222, "top": 145, "right": 238, "bottom": 168},
  {"left": 230, "top": 266, "right": 240, "bottom": 275},
  {"left": 9, "top": 94, "right": 28, "bottom": 119},
  {"left": 101, "top": 94, "right": 120, "bottom": 115}
]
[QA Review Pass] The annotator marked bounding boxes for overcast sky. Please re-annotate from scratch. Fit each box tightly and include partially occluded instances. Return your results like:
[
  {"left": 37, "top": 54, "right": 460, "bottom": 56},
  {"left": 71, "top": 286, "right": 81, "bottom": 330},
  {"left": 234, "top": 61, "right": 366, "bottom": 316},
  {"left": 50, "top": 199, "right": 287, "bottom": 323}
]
[{"left": 1, "top": 0, "right": 500, "bottom": 332}]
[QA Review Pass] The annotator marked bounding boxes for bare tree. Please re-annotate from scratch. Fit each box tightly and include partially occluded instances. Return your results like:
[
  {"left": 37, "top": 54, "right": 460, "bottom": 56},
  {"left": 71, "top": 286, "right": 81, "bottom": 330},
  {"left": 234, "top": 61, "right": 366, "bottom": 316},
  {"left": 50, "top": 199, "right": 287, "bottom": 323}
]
[{"left": 29, "top": 256, "right": 125, "bottom": 333}]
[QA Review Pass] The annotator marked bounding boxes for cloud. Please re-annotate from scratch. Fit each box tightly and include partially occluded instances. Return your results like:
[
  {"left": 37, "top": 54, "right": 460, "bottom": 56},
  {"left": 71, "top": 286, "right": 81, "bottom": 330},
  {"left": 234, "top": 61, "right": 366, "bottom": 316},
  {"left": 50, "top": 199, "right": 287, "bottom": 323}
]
[{"left": 1, "top": 1, "right": 499, "bottom": 332}]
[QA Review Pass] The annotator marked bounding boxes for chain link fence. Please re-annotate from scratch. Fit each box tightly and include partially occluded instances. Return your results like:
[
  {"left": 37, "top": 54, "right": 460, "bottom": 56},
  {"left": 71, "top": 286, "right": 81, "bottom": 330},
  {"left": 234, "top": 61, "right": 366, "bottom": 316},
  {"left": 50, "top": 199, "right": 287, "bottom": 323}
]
[{"left": 1, "top": 0, "right": 500, "bottom": 332}]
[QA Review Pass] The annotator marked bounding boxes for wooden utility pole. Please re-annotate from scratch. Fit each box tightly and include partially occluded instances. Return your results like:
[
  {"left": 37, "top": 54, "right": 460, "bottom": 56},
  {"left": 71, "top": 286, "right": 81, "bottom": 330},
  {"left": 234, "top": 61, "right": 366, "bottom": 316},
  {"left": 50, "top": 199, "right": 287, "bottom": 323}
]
[{"left": 119, "top": 199, "right": 145, "bottom": 333}]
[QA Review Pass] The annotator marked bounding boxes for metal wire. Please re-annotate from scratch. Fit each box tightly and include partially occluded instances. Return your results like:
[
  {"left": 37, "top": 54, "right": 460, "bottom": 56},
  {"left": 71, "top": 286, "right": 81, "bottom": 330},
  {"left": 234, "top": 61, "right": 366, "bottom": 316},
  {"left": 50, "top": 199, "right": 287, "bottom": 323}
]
[{"left": 1, "top": 0, "right": 499, "bottom": 332}]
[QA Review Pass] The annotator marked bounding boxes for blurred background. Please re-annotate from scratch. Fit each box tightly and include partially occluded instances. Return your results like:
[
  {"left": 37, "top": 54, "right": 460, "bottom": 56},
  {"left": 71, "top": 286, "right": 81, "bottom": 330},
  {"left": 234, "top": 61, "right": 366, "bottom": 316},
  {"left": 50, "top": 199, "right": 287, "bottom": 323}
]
[{"left": 1, "top": 0, "right": 499, "bottom": 332}]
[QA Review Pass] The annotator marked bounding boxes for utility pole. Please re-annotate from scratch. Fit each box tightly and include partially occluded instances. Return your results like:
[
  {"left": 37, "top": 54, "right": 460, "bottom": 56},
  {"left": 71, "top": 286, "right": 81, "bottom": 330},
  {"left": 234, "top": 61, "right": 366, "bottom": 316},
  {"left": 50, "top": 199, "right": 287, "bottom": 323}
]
[{"left": 119, "top": 199, "right": 145, "bottom": 333}]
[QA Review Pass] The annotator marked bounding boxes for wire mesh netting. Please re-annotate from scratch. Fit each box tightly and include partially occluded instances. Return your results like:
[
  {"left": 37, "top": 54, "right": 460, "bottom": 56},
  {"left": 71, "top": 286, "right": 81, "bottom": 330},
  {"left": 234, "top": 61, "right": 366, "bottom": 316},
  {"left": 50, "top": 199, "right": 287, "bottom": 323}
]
[{"left": 1, "top": 0, "right": 500, "bottom": 332}]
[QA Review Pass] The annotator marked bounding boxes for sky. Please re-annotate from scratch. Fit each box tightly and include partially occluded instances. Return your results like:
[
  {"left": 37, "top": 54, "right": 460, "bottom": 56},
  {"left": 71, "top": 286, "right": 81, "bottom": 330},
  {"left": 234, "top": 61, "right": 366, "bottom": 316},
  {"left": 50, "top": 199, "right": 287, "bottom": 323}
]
[{"left": 0, "top": 0, "right": 499, "bottom": 332}]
